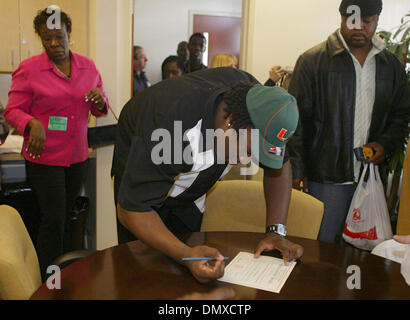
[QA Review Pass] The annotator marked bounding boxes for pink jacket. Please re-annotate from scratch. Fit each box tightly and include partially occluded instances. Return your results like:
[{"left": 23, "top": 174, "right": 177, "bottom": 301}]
[{"left": 5, "top": 51, "right": 109, "bottom": 166}]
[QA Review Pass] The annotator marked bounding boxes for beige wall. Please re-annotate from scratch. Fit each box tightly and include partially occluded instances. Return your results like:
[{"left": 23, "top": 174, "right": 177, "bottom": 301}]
[
  {"left": 241, "top": 0, "right": 340, "bottom": 82},
  {"left": 89, "top": 0, "right": 132, "bottom": 250}
]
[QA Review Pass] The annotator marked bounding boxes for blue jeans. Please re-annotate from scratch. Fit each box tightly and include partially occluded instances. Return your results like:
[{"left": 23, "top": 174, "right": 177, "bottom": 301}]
[{"left": 308, "top": 182, "right": 357, "bottom": 244}]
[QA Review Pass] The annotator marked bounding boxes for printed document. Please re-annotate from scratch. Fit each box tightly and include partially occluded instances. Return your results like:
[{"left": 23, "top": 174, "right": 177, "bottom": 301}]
[{"left": 218, "top": 251, "right": 296, "bottom": 293}]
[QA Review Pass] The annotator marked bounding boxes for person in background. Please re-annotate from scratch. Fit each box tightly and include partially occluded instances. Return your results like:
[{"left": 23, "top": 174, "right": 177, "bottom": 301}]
[
  {"left": 264, "top": 66, "right": 293, "bottom": 91},
  {"left": 133, "top": 45, "right": 150, "bottom": 96},
  {"left": 184, "top": 33, "right": 207, "bottom": 73},
  {"left": 161, "top": 55, "right": 183, "bottom": 80},
  {"left": 177, "top": 41, "right": 189, "bottom": 65},
  {"left": 0, "top": 101, "right": 9, "bottom": 145},
  {"left": 210, "top": 54, "right": 238, "bottom": 69},
  {"left": 4, "top": 7, "right": 109, "bottom": 280},
  {"left": 287, "top": 0, "right": 410, "bottom": 245}
]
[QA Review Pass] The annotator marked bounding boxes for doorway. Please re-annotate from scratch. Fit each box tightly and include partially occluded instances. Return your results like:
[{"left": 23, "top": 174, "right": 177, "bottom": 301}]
[{"left": 191, "top": 13, "right": 242, "bottom": 67}]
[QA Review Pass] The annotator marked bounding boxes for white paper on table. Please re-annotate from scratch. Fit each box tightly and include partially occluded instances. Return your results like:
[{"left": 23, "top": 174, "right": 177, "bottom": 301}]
[
  {"left": 218, "top": 251, "right": 296, "bottom": 293},
  {"left": 0, "top": 134, "right": 23, "bottom": 154}
]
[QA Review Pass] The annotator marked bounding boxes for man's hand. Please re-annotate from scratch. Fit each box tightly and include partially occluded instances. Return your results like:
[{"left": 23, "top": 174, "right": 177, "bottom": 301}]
[
  {"left": 394, "top": 235, "right": 410, "bottom": 244},
  {"left": 269, "top": 66, "right": 285, "bottom": 83},
  {"left": 293, "top": 177, "right": 309, "bottom": 193},
  {"left": 85, "top": 88, "right": 106, "bottom": 111},
  {"left": 363, "top": 142, "right": 385, "bottom": 165},
  {"left": 26, "top": 119, "right": 45, "bottom": 159},
  {"left": 184, "top": 246, "right": 226, "bottom": 283},
  {"left": 254, "top": 233, "right": 304, "bottom": 265},
  {"left": 281, "top": 72, "right": 293, "bottom": 91}
]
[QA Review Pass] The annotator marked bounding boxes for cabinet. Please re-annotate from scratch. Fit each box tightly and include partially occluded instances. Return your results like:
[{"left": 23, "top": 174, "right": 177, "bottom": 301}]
[
  {"left": 0, "top": 0, "right": 21, "bottom": 72},
  {"left": 0, "top": 0, "right": 89, "bottom": 72}
]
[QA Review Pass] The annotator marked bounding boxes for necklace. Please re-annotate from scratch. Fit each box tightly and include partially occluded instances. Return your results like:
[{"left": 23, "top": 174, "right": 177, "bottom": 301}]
[{"left": 52, "top": 62, "right": 71, "bottom": 80}]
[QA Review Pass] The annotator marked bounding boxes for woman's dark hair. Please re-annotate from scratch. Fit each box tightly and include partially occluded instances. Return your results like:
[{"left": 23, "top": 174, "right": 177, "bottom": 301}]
[
  {"left": 223, "top": 82, "right": 256, "bottom": 131},
  {"left": 161, "top": 55, "right": 184, "bottom": 80},
  {"left": 34, "top": 7, "right": 72, "bottom": 35}
]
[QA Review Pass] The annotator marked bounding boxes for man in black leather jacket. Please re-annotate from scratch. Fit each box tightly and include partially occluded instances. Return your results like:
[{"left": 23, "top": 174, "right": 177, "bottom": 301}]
[{"left": 288, "top": 0, "right": 410, "bottom": 244}]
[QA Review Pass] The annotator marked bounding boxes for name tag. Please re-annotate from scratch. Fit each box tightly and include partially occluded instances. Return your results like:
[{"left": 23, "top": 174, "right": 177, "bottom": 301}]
[{"left": 48, "top": 116, "right": 68, "bottom": 131}]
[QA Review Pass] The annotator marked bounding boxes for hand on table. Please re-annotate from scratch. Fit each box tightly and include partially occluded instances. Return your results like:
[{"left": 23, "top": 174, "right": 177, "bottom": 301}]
[
  {"left": 363, "top": 142, "right": 385, "bottom": 165},
  {"left": 178, "top": 287, "right": 235, "bottom": 300},
  {"left": 26, "top": 119, "right": 45, "bottom": 159},
  {"left": 254, "top": 233, "right": 304, "bottom": 265},
  {"left": 293, "top": 177, "right": 309, "bottom": 193},
  {"left": 184, "top": 245, "right": 226, "bottom": 283},
  {"left": 394, "top": 235, "right": 410, "bottom": 244},
  {"left": 85, "top": 88, "right": 106, "bottom": 112}
]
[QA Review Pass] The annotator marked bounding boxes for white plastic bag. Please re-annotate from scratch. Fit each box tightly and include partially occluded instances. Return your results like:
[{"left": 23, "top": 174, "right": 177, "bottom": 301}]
[{"left": 343, "top": 163, "right": 393, "bottom": 250}]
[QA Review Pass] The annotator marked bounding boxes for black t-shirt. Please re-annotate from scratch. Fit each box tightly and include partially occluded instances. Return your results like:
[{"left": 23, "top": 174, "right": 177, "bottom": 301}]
[{"left": 112, "top": 67, "right": 258, "bottom": 231}]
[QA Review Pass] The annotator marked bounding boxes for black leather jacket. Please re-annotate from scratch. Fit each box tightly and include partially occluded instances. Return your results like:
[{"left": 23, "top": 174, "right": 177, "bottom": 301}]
[{"left": 288, "top": 30, "right": 410, "bottom": 183}]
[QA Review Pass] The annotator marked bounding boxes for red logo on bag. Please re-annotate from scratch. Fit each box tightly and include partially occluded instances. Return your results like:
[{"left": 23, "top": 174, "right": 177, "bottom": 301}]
[
  {"left": 343, "top": 224, "right": 378, "bottom": 240},
  {"left": 353, "top": 208, "right": 361, "bottom": 221}
]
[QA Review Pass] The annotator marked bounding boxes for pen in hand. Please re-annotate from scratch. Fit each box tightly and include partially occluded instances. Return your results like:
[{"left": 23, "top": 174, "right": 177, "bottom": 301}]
[{"left": 182, "top": 257, "right": 229, "bottom": 261}]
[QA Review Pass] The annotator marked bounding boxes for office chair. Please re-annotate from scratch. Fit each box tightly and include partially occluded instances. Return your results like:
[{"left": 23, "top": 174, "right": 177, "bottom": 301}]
[{"left": 0, "top": 205, "right": 92, "bottom": 299}]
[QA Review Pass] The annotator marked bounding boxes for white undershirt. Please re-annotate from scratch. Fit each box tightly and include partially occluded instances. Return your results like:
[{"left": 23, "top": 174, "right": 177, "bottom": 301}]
[{"left": 337, "top": 29, "right": 385, "bottom": 183}]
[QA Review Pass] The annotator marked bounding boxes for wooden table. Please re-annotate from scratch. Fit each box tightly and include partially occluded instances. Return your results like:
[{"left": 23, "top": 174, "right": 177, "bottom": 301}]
[{"left": 31, "top": 232, "right": 410, "bottom": 300}]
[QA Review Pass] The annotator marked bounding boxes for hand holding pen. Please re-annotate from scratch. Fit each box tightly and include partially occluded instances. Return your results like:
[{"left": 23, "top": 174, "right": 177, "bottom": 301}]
[{"left": 182, "top": 245, "right": 227, "bottom": 284}]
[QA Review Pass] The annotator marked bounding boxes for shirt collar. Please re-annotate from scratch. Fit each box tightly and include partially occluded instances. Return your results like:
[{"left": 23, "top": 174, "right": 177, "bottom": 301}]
[{"left": 39, "top": 50, "right": 89, "bottom": 71}]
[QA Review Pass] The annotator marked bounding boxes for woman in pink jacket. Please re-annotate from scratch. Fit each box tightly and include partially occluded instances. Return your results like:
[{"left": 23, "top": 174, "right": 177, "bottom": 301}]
[{"left": 4, "top": 8, "right": 109, "bottom": 280}]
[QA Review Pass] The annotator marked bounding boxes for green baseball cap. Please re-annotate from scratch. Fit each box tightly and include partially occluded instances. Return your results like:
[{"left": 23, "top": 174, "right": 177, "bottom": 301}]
[{"left": 246, "top": 84, "right": 299, "bottom": 169}]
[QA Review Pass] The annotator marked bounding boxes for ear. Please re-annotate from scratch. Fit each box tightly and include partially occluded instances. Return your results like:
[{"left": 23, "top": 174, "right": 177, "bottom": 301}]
[{"left": 225, "top": 115, "right": 233, "bottom": 129}]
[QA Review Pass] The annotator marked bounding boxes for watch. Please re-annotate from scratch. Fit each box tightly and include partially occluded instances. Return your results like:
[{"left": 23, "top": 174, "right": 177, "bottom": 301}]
[{"left": 266, "top": 224, "right": 287, "bottom": 237}]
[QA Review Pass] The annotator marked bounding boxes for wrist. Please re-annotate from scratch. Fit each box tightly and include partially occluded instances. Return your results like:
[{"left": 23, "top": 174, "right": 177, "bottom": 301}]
[
  {"left": 265, "top": 232, "right": 284, "bottom": 239},
  {"left": 27, "top": 118, "right": 37, "bottom": 129},
  {"left": 179, "top": 245, "right": 194, "bottom": 267},
  {"left": 97, "top": 101, "right": 106, "bottom": 112},
  {"left": 266, "top": 224, "right": 287, "bottom": 237},
  {"left": 25, "top": 118, "right": 38, "bottom": 133}
]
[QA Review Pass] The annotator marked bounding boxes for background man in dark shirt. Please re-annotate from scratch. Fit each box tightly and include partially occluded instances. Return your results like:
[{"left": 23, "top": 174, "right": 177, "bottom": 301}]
[
  {"left": 288, "top": 0, "right": 410, "bottom": 244},
  {"left": 184, "top": 33, "right": 208, "bottom": 73},
  {"left": 133, "top": 45, "right": 150, "bottom": 96},
  {"left": 177, "top": 41, "right": 189, "bottom": 65}
]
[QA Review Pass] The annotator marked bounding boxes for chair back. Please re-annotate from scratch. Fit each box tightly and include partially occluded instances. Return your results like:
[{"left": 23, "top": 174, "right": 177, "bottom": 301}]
[
  {"left": 201, "top": 180, "right": 324, "bottom": 240},
  {"left": 0, "top": 205, "right": 42, "bottom": 300}
]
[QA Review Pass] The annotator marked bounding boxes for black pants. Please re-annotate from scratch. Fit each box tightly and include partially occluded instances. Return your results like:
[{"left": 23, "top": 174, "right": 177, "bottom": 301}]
[{"left": 26, "top": 160, "right": 88, "bottom": 280}]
